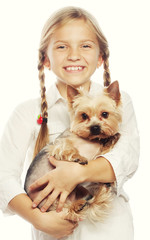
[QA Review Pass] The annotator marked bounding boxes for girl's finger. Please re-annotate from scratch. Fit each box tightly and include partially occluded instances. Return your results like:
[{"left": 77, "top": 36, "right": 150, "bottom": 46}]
[
  {"left": 32, "top": 185, "right": 54, "bottom": 208},
  {"left": 29, "top": 175, "right": 49, "bottom": 191},
  {"left": 40, "top": 189, "right": 60, "bottom": 212},
  {"left": 49, "top": 156, "right": 58, "bottom": 166},
  {"left": 57, "top": 191, "right": 69, "bottom": 212}
]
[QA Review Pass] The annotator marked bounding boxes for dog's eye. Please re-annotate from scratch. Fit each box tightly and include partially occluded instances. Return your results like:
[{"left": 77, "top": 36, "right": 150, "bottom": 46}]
[
  {"left": 101, "top": 112, "right": 109, "bottom": 119},
  {"left": 82, "top": 113, "right": 89, "bottom": 120}
]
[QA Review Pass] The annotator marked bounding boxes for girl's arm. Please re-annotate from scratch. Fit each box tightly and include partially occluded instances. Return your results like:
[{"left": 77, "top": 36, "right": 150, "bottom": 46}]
[{"left": 8, "top": 193, "right": 77, "bottom": 239}]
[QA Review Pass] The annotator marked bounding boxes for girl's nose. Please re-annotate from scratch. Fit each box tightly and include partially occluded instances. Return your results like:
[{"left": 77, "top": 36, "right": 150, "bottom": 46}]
[{"left": 67, "top": 48, "right": 81, "bottom": 61}]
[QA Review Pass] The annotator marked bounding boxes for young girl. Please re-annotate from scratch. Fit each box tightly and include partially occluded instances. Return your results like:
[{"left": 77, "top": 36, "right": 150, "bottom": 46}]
[{"left": 0, "top": 6, "right": 139, "bottom": 240}]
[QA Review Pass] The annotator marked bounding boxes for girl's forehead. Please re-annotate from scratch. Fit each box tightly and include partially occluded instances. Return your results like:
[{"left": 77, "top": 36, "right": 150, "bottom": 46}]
[{"left": 51, "top": 19, "right": 98, "bottom": 43}]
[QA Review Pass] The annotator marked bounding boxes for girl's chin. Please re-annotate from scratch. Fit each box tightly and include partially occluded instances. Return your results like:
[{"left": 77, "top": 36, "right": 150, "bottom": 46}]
[{"left": 56, "top": 76, "right": 91, "bottom": 89}]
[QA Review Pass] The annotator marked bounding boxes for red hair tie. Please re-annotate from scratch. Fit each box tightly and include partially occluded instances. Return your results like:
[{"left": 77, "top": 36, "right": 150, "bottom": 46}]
[{"left": 37, "top": 114, "right": 48, "bottom": 124}]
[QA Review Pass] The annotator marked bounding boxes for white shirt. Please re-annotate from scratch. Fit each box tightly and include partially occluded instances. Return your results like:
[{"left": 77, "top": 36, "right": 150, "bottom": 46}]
[{"left": 0, "top": 81, "right": 140, "bottom": 239}]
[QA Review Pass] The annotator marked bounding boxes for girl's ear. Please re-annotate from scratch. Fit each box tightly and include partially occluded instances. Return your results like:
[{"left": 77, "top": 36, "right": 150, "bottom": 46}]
[
  {"left": 97, "top": 55, "right": 103, "bottom": 68},
  {"left": 43, "top": 56, "right": 51, "bottom": 69}
]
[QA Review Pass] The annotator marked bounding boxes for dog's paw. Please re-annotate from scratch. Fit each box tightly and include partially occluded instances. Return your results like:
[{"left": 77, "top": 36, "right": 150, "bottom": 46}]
[
  {"left": 74, "top": 157, "right": 88, "bottom": 165},
  {"left": 70, "top": 199, "right": 88, "bottom": 213},
  {"left": 65, "top": 212, "right": 81, "bottom": 222}
]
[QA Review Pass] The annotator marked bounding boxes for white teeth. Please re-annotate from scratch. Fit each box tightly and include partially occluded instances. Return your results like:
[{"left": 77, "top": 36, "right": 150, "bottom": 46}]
[{"left": 66, "top": 66, "right": 83, "bottom": 71}]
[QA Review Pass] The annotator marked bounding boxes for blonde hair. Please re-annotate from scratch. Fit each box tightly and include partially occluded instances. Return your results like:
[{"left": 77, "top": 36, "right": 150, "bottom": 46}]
[{"left": 33, "top": 6, "right": 111, "bottom": 158}]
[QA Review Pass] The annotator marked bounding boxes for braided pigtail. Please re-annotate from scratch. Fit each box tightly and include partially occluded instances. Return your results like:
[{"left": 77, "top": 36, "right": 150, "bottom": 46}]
[
  {"left": 33, "top": 52, "right": 49, "bottom": 158},
  {"left": 102, "top": 50, "right": 111, "bottom": 87}
]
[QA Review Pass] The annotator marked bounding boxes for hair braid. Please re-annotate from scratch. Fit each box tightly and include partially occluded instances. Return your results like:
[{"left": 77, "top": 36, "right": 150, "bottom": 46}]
[
  {"left": 38, "top": 53, "right": 48, "bottom": 118},
  {"left": 102, "top": 50, "right": 111, "bottom": 87},
  {"left": 33, "top": 52, "right": 49, "bottom": 159}
]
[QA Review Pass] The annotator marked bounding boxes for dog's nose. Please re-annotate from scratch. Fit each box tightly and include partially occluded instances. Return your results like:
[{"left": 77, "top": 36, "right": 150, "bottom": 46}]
[{"left": 90, "top": 125, "right": 100, "bottom": 135}]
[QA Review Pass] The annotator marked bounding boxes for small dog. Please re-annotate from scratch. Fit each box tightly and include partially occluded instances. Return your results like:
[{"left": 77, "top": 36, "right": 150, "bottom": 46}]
[{"left": 24, "top": 81, "right": 122, "bottom": 222}]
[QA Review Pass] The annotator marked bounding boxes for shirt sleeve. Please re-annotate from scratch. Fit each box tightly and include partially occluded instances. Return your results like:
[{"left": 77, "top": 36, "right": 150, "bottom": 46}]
[
  {"left": 0, "top": 100, "right": 36, "bottom": 215},
  {"left": 101, "top": 92, "right": 140, "bottom": 196}
]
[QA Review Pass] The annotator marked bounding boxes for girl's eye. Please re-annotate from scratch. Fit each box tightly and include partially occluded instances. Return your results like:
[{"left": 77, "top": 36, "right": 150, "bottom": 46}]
[
  {"left": 82, "top": 45, "right": 91, "bottom": 48},
  {"left": 57, "top": 45, "right": 66, "bottom": 49},
  {"left": 101, "top": 112, "right": 109, "bottom": 119},
  {"left": 82, "top": 113, "right": 89, "bottom": 120}
]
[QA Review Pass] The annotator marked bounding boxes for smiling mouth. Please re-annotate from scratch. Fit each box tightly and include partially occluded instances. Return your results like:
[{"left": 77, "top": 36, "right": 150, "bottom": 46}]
[{"left": 64, "top": 66, "right": 85, "bottom": 72}]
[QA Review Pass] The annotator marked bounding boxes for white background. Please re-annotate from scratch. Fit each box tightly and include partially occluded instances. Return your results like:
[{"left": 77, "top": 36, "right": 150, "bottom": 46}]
[{"left": 0, "top": 0, "right": 150, "bottom": 239}]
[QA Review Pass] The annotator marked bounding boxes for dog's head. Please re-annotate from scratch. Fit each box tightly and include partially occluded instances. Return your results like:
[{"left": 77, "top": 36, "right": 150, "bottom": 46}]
[{"left": 67, "top": 81, "right": 122, "bottom": 140}]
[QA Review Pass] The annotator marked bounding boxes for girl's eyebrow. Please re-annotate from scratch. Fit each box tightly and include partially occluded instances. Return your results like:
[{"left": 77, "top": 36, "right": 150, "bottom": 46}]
[
  {"left": 53, "top": 40, "right": 68, "bottom": 45},
  {"left": 81, "top": 40, "right": 97, "bottom": 45}
]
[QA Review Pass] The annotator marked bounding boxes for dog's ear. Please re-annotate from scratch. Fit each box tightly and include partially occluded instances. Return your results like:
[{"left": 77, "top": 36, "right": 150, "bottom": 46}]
[
  {"left": 67, "top": 85, "right": 80, "bottom": 103},
  {"left": 106, "top": 81, "right": 121, "bottom": 104}
]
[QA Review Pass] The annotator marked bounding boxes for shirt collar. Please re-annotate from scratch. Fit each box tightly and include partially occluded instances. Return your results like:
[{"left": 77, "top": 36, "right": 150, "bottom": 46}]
[
  {"left": 46, "top": 83, "right": 65, "bottom": 109},
  {"left": 46, "top": 81, "right": 103, "bottom": 109}
]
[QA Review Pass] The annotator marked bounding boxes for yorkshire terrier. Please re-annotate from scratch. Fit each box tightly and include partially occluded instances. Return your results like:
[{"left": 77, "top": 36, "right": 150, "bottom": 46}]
[{"left": 24, "top": 81, "right": 122, "bottom": 222}]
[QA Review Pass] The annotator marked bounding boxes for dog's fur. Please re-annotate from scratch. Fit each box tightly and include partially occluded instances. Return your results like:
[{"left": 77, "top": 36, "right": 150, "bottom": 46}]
[{"left": 24, "top": 81, "right": 122, "bottom": 222}]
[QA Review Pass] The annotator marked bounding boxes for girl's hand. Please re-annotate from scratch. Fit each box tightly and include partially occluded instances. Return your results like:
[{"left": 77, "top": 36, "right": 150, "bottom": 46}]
[
  {"left": 29, "top": 156, "right": 84, "bottom": 212},
  {"left": 34, "top": 210, "right": 79, "bottom": 239}
]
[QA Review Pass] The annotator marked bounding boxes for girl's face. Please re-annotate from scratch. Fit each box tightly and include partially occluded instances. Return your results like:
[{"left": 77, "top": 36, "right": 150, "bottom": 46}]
[{"left": 45, "top": 19, "right": 103, "bottom": 89}]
